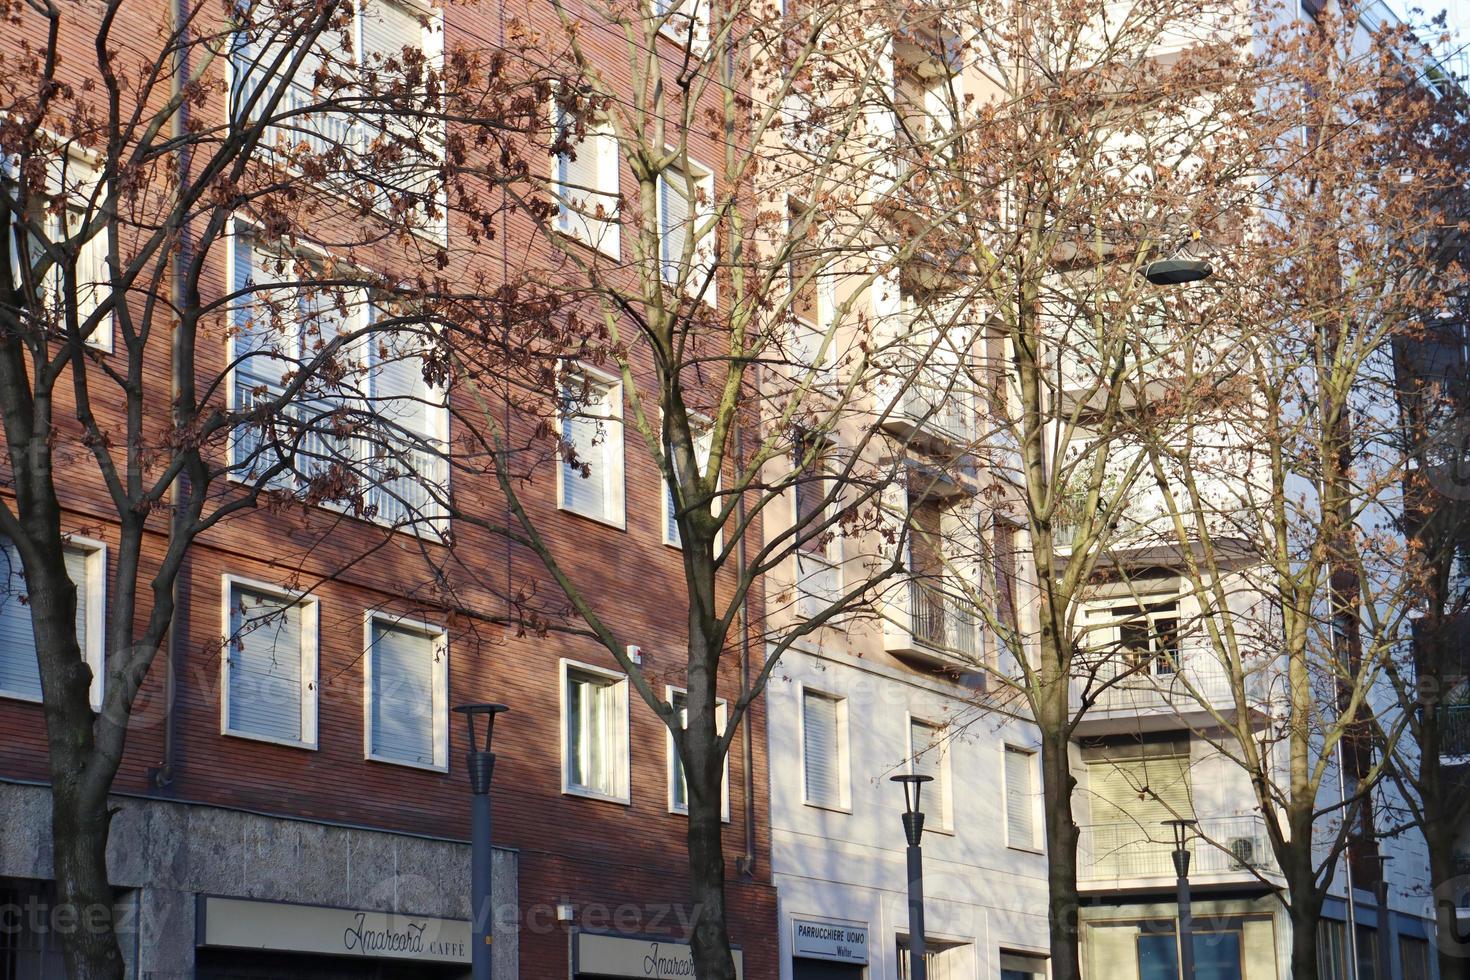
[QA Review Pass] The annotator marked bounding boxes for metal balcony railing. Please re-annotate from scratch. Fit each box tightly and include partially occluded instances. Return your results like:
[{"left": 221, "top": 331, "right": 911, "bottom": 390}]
[
  {"left": 1079, "top": 814, "right": 1276, "bottom": 882},
  {"left": 1069, "top": 640, "right": 1262, "bottom": 716},
  {"left": 907, "top": 579, "right": 980, "bottom": 659},
  {"left": 1442, "top": 704, "right": 1470, "bottom": 757}
]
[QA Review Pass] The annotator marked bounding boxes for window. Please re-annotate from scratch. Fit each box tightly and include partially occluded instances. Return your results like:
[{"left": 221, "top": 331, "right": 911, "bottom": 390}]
[
  {"left": 909, "top": 718, "right": 949, "bottom": 830},
  {"left": 1137, "top": 929, "right": 1243, "bottom": 980},
  {"left": 229, "top": 230, "right": 449, "bottom": 530},
  {"left": 222, "top": 577, "right": 318, "bottom": 748},
  {"left": 664, "top": 421, "right": 715, "bottom": 548},
  {"left": 992, "top": 518, "right": 1019, "bottom": 635},
  {"left": 667, "top": 687, "right": 730, "bottom": 817},
  {"left": 551, "top": 101, "right": 620, "bottom": 256},
  {"left": 787, "top": 201, "right": 834, "bottom": 375},
  {"left": 1114, "top": 602, "right": 1180, "bottom": 675},
  {"left": 1004, "top": 745, "right": 1037, "bottom": 849},
  {"left": 229, "top": 0, "right": 444, "bottom": 233},
  {"left": 999, "top": 951, "right": 1048, "bottom": 980},
  {"left": 562, "top": 661, "right": 630, "bottom": 801},
  {"left": 558, "top": 370, "right": 625, "bottom": 526},
  {"left": 655, "top": 0, "right": 710, "bottom": 51},
  {"left": 0, "top": 538, "right": 105, "bottom": 710},
  {"left": 364, "top": 616, "right": 447, "bottom": 770},
  {"left": 801, "top": 687, "right": 848, "bottom": 809},
  {"left": 1318, "top": 921, "right": 1348, "bottom": 980},
  {"left": 657, "top": 161, "right": 717, "bottom": 302},
  {"left": 1399, "top": 936, "right": 1430, "bottom": 980},
  {"left": 794, "top": 434, "right": 841, "bottom": 618},
  {"left": 17, "top": 152, "right": 114, "bottom": 351}
]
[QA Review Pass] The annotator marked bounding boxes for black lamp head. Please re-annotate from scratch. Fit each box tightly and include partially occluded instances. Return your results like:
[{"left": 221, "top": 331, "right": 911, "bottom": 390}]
[
  {"left": 891, "top": 773, "right": 934, "bottom": 817},
  {"left": 1144, "top": 258, "right": 1212, "bottom": 286},
  {"left": 454, "top": 703, "right": 510, "bottom": 753},
  {"left": 1162, "top": 817, "right": 1198, "bottom": 851}
]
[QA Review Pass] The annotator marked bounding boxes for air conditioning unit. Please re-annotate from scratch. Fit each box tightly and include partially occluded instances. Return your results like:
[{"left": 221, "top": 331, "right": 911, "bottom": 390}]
[{"left": 1228, "top": 836, "right": 1257, "bottom": 869}]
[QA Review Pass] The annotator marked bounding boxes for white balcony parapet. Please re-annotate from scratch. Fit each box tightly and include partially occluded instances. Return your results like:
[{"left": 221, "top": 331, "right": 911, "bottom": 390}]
[{"left": 1078, "top": 814, "right": 1277, "bottom": 884}]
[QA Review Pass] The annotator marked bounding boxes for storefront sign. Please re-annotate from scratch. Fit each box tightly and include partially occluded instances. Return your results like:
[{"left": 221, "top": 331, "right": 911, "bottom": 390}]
[
  {"left": 574, "top": 931, "right": 744, "bottom": 979},
  {"left": 792, "top": 917, "right": 868, "bottom": 964},
  {"left": 198, "top": 896, "right": 470, "bottom": 963}
]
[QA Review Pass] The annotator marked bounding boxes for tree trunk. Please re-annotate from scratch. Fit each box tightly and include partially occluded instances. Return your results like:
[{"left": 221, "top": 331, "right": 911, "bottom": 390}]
[
  {"left": 686, "top": 755, "right": 736, "bottom": 980},
  {"left": 51, "top": 779, "right": 124, "bottom": 980},
  {"left": 1039, "top": 718, "right": 1081, "bottom": 980},
  {"left": 1425, "top": 766, "right": 1470, "bottom": 980},
  {"left": 1281, "top": 821, "right": 1323, "bottom": 980}
]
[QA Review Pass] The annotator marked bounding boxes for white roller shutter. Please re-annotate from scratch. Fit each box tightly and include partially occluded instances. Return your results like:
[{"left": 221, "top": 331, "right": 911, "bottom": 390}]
[
  {"left": 802, "top": 690, "right": 843, "bottom": 806},
  {"left": 227, "top": 587, "right": 305, "bottom": 742},
  {"left": 0, "top": 542, "right": 94, "bottom": 705},
  {"left": 1005, "top": 746, "right": 1035, "bottom": 847},
  {"left": 369, "top": 622, "right": 436, "bottom": 766}
]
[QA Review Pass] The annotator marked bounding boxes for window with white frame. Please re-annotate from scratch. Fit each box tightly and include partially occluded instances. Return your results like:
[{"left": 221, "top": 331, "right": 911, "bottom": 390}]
[
  {"left": 365, "top": 616, "right": 447, "bottom": 769},
  {"left": 551, "top": 100, "right": 620, "bottom": 256},
  {"left": 657, "top": 161, "right": 717, "bottom": 302},
  {"left": 801, "top": 687, "right": 847, "bottom": 809},
  {"left": 1004, "top": 745, "right": 1037, "bottom": 849},
  {"left": 228, "top": 0, "right": 444, "bottom": 231},
  {"left": 664, "top": 421, "right": 715, "bottom": 548},
  {"left": 558, "top": 370, "right": 625, "bottom": 525},
  {"left": 229, "top": 230, "right": 449, "bottom": 530},
  {"left": 563, "top": 662, "right": 629, "bottom": 800},
  {"left": 654, "top": 0, "right": 710, "bottom": 50},
  {"left": 223, "top": 579, "right": 318, "bottom": 748},
  {"left": 787, "top": 200, "right": 834, "bottom": 376},
  {"left": 909, "top": 718, "right": 949, "bottom": 830},
  {"left": 794, "top": 432, "right": 841, "bottom": 617},
  {"left": 0, "top": 538, "right": 105, "bottom": 710},
  {"left": 667, "top": 687, "right": 730, "bottom": 816}
]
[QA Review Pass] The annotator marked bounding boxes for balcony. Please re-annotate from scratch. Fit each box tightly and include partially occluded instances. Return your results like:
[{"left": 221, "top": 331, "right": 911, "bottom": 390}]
[
  {"left": 880, "top": 372, "right": 975, "bottom": 451},
  {"left": 1069, "top": 641, "right": 1269, "bottom": 736},
  {"left": 1079, "top": 815, "right": 1279, "bottom": 890},
  {"left": 884, "top": 578, "right": 981, "bottom": 667}
]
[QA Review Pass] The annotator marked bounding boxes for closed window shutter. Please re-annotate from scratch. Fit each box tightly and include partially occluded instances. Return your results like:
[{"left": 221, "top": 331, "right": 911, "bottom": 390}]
[
  {"left": 67, "top": 204, "right": 111, "bottom": 341},
  {"left": 555, "top": 110, "right": 615, "bottom": 245},
  {"left": 370, "top": 623, "right": 435, "bottom": 765},
  {"left": 659, "top": 169, "right": 691, "bottom": 284},
  {"left": 1087, "top": 754, "right": 1192, "bottom": 877},
  {"left": 361, "top": 0, "right": 422, "bottom": 70},
  {"left": 665, "top": 425, "right": 712, "bottom": 546},
  {"left": 802, "top": 690, "right": 842, "bottom": 806},
  {"left": 0, "top": 542, "right": 92, "bottom": 702},
  {"left": 561, "top": 379, "right": 615, "bottom": 517},
  {"left": 911, "top": 720, "right": 946, "bottom": 825},
  {"left": 228, "top": 587, "right": 304, "bottom": 742},
  {"left": 1005, "top": 747, "right": 1034, "bottom": 846},
  {"left": 671, "top": 690, "right": 688, "bottom": 810}
]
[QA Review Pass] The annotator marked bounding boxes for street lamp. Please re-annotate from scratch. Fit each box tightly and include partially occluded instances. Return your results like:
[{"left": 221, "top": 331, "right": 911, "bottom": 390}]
[
  {"left": 1164, "top": 819, "right": 1199, "bottom": 980},
  {"left": 892, "top": 773, "right": 934, "bottom": 980},
  {"left": 455, "top": 702, "right": 509, "bottom": 980},
  {"left": 1143, "top": 257, "right": 1213, "bottom": 286}
]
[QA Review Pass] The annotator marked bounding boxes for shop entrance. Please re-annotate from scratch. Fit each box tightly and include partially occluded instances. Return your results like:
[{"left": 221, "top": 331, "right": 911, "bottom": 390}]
[
  {"left": 196, "top": 947, "right": 469, "bottom": 980},
  {"left": 793, "top": 957, "right": 866, "bottom": 980}
]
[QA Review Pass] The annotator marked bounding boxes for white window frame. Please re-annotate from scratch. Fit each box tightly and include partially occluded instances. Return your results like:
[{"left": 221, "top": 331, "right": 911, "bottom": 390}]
[
  {"left": 559, "top": 657, "right": 632, "bottom": 804},
  {"left": 555, "top": 364, "right": 627, "bottom": 528},
  {"left": 1003, "top": 743, "right": 1042, "bottom": 852},
  {"left": 225, "top": 0, "right": 448, "bottom": 242},
  {"left": 786, "top": 200, "right": 837, "bottom": 378},
  {"left": 655, "top": 157, "right": 718, "bottom": 304},
  {"left": 665, "top": 684, "right": 731, "bottom": 819},
  {"left": 550, "top": 101, "right": 621, "bottom": 259},
  {"left": 655, "top": 0, "right": 711, "bottom": 52},
  {"left": 219, "top": 573, "right": 320, "bottom": 750},
  {"left": 907, "top": 714, "right": 952, "bottom": 834},
  {"left": 361, "top": 612, "right": 449, "bottom": 771},
  {"left": 798, "top": 683, "right": 851, "bottom": 812},
  {"left": 224, "top": 220, "right": 450, "bottom": 537},
  {"left": 29, "top": 146, "right": 114, "bottom": 353},
  {"left": 0, "top": 536, "right": 108, "bottom": 712}
]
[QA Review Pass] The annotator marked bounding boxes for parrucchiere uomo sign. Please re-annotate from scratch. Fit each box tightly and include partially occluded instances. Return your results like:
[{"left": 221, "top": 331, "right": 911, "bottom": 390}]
[
  {"left": 198, "top": 896, "right": 471, "bottom": 963},
  {"left": 574, "top": 931, "right": 745, "bottom": 979}
]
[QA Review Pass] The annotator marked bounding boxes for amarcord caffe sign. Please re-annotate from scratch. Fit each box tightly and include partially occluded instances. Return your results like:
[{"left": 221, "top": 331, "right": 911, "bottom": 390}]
[
  {"left": 199, "top": 896, "right": 470, "bottom": 963},
  {"left": 574, "top": 931, "right": 745, "bottom": 980}
]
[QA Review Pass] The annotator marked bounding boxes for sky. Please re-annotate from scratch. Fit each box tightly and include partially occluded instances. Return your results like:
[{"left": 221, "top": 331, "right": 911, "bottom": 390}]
[{"left": 1391, "top": 0, "right": 1470, "bottom": 51}]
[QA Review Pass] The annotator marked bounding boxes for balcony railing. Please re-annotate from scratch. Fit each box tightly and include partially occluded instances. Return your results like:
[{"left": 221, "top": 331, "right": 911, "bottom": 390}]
[
  {"left": 1069, "top": 641, "right": 1263, "bottom": 717},
  {"left": 907, "top": 579, "right": 980, "bottom": 660},
  {"left": 1443, "top": 704, "right": 1470, "bottom": 757},
  {"left": 1079, "top": 815, "right": 1276, "bottom": 883}
]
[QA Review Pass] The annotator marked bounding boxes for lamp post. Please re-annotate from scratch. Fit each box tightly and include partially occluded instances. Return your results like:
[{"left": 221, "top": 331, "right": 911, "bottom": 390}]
[
  {"left": 892, "top": 774, "right": 933, "bottom": 980},
  {"left": 455, "top": 703, "right": 509, "bottom": 980},
  {"left": 1372, "top": 854, "right": 1394, "bottom": 980},
  {"left": 1164, "top": 819, "right": 1198, "bottom": 980}
]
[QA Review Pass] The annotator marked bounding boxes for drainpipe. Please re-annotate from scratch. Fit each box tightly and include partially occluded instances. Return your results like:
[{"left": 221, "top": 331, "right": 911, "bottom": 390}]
[
  {"left": 151, "top": 0, "right": 191, "bottom": 790},
  {"left": 735, "top": 410, "right": 756, "bottom": 879}
]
